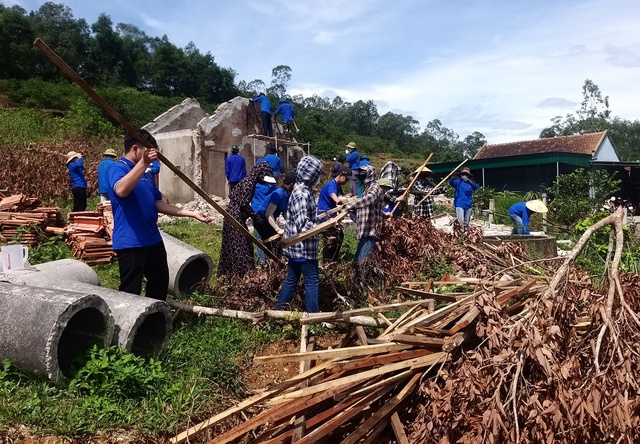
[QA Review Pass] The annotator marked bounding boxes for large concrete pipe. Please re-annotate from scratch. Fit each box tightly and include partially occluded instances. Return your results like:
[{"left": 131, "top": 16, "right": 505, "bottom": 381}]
[
  {"left": 0, "top": 282, "right": 113, "bottom": 384},
  {"left": 160, "top": 230, "right": 213, "bottom": 298},
  {"left": 1, "top": 260, "right": 172, "bottom": 356}
]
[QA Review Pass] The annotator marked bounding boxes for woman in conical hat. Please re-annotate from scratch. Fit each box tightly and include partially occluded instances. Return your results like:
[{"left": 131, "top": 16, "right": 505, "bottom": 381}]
[{"left": 508, "top": 199, "right": 548, "bottom": 234}]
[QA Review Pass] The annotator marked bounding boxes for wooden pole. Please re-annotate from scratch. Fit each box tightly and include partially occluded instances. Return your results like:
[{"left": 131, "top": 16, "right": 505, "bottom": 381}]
[
  {"left": 390, "top": 153, "right": 433, "bottom": 215},
  {"left": 33, "top": 38, "right": 279, "bottom": 262},
  {"left": 414, "top": 158, "right": 468, "bottom": 208}
]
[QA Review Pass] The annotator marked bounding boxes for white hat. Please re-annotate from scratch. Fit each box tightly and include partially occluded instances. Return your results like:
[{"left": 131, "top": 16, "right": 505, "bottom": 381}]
[
  {"left": 66, "top": 151, "right": 79, "bottom": 164},
  {"left": 526, "top": 200, "right": 548, "bottom": 213}
]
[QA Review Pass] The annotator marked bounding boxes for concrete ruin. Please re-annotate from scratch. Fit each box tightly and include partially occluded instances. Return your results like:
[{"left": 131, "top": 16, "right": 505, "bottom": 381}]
[{"left": 144, "top": 97, "right": 307, "bottom": 204}]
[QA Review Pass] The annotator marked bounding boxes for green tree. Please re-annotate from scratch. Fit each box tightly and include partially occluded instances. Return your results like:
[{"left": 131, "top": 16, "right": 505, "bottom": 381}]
[
  {"left": 117, "top": 23, "right": 152, "bottom": 89},
  {"left": 269, "top": 65, "right": 292, "bottom": 99},
  {"left": 86, "top": 13, "right": 123, "bottom": 85},
  {"left": 149, "top": 35, "right": 186, "bottom": 96},
  {"left": 0, "top": 5, "right": 34, "bottom": 80}
]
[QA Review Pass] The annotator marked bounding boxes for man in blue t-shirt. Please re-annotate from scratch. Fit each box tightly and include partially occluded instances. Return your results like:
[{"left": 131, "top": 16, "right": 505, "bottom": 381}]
[
  {"left": 66, "top": 150, "right": 87, "bottom": 212},
  {"left": 317, "top": 169, "right": 350, "bottom": 261},
  {"left": 250, "top": 93, "right": 273, "bottom": 137},
  {"left": 108, "top": 129, "right": 213, "bottom": 300},
  {"left": 264, "top": 145, "right": 285, "bottom": 179},
  {"left": 273, "top": 98, "right": 295, "bottom": 138},
  {"left": 225, "top": 145, "right": 247, "bottom": 190}
]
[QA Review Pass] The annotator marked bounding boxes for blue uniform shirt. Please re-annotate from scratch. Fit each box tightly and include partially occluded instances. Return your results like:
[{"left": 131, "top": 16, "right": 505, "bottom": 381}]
[
  {"left": 274, "top": 103, "right": 295, "bottom": 122},
  {"left": 251, "top": 182, "right": 277, "bottom": 215},
  {"left": 68, "top": 158, "right": 87, "bottom": 189},
  {"left": 255, "top": 187, "right": 290, "bottom": 218},
  {"left": 108, "top": 158, "right": 163, "bottom": 250},
  {"left": 449, "top": 177, "right": 479, "bottom": 209},
  {"left": 97, "top": 157, "right": 115, "bottom": 194},
  {"left": 264, "top": 153, "right": 285, "bottom": 176},
  {"left": 251, "top": 95, "right": 272, "bottom": 114},
  {"left": 346, "top": 150, "right": 360, "bottom": 170},
  {"left": 317, "top": 179, "right": 342, "bottom": 219},
  {"left": 225, "top": 153, "right": 247, "bottom": 182}
]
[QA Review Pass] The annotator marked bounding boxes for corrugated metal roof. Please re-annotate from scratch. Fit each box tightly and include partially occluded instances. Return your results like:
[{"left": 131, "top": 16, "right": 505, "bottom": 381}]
[{"left": 474, "top": 131, "right": 607, "bottom": 160}]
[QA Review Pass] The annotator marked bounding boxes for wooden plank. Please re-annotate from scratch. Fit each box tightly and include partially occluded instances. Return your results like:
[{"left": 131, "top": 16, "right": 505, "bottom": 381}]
[
  {"left": 266, "top": 352, "right": 447, "bottom": 404},
  {"left": 396, "top": 286, "right": 460, "bottom": 303},
  {"left": 414, "top": 158, "right": 468, "bottom": 207},
  {"left": 279, "top": 211, "right": 348, "bottom": 248},
  {"left": 390, "top": 153, "right": 433, "bottom": 215},
  {"left": 390, "top": 412, "right": 410, "bottom": 444},
  {"left": 445, "top": 306, "right": 480, "bottom": 335},
  {"left": 169, "top": 360, "right": 334, "bottom": 444},
  {"left": 254, "top": 342, "right": 413, "bottom": 365},
  {"left": 387, "top": 334, "right": 445, "bottom": 347},
  {"left": 342, "top": 373, "right": 422, "bottom": 444},
  {"left": 326, "top": 348, "right": 432, "bottom": 375},
  {"left": 292, "top": 328, "right": 314, "bottom": 443},
  {"left": 355, "top": 326, "right": 368, "bottom": 346},
  {"left": 496, "top": 278, "right": 536, "bottom": 306}
]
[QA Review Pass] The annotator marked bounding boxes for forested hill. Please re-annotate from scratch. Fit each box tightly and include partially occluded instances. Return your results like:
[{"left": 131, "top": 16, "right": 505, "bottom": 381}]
[{"left": 2, "top": 3, "right": 640, "bottom": 162}]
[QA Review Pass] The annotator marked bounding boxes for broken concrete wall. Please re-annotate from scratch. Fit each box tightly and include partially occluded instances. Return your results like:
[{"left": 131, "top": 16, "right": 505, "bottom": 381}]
[{"left": 144, "top": 96, "right": 306, "bottom": 203}]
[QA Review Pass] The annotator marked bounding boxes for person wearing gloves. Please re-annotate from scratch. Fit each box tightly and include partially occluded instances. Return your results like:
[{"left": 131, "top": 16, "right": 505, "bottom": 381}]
[
  {"left": 345, "top": 142, "right": 360, "bottom": 196},
  {"left": 66, "top": 150, "right": 87, "bottom": 212},
  {"left": 217, "top": 161, "right": 274, "bottom": 278},
  {"left": 508, "top": 200, "right": 548, "bottom": 235},
  {"left": 317, "top": 168, "right": 350, "bottom": 262},
  {"left": 250, "top": 92, "right": 273, "bottom": 137},
  {"left": 108, "top": 129, "right": 213, "bottom": 300},
  {"left": 411, "top": 167, "right": 446, "bottom": 219},
  {"left": 275, "top": 156, "right": 326, "bottom": 313},
  {"left": 253, "top": 172, "right": 296, "bottom": 261},
  {"left": 225, "top": 145, "right": 247, "bottom": 190},
  {"left": 449, "top": 166, "right": 479, "bottom": 231},
  {"left": 97, "top": 148, "right": 118, "bottom": 202},
  {"left": 349, "top": 165, "right": 383, "bottom": 288},
  {"left": 251, "top": 175, "right": 278, "bottom": 267}
]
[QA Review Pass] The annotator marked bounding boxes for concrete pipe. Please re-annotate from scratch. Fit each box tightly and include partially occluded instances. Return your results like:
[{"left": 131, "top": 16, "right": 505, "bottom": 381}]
[
  {"left": 1, "top": 260, "right": 172, "bottom": 357},
  {"left": 0, "top": 282, "right": 113, "bottom": 384},
  {"left": 160, "top": 230, "right": 213, "bottom": 298}
]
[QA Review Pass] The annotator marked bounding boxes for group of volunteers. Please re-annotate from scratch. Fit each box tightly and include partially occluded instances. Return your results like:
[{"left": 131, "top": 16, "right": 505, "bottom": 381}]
[
  {"left": 250, "top": 93, "right": 296, "bottom": 138},
  {"left": 65, "top": 131, "right": 548, "bottom": 311}
]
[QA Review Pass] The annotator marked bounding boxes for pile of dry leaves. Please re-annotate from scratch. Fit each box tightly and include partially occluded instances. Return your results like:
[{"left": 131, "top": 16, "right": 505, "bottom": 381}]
[{"left": 408, "top": 208, "right": 640, "bottom": 443}]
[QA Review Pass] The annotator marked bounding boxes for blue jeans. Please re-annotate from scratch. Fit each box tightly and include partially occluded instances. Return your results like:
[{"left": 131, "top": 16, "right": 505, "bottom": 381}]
[
  {"left": 275, "top": 259, "right": 319, "bottom": 313},
  {"left": 510, "top": 214, "right": 526, "bottom": 234},
  {"left": 455, "top": 207, "right": 472, "bottom": 230},
  {"left": 354, "top": 236, "right": 379, "bottom": 287}
]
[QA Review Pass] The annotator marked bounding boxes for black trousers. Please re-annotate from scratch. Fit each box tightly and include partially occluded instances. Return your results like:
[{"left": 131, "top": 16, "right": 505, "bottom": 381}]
[
  {"left": 253, "top": 217, "right": 281, "bottom": 257},
  {"left": 116, "top": 241, "right": 169, "bottom": 300},
  {"left": 71, "top": 187, "right": 87, "bottom": 212},
  {"left": 261, "top": 111, "right": 273, "bottom": 137}
]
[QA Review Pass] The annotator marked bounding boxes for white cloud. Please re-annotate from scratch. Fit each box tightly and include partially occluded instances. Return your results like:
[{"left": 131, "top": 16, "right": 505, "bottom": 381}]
[{"left": 140, "top": 13, "right": 163, "bottom": 30}]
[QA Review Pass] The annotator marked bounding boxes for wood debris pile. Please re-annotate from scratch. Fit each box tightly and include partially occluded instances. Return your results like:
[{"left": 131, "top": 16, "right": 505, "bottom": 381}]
[
  {"left": 0, "top": 194, "right": 65, "bottom": 245},
  {"left": 173, "top": 209, "right": 640, "bottom": 443},
  {"left": 65, "top": 202, "right": 115, "bottom": 265}
]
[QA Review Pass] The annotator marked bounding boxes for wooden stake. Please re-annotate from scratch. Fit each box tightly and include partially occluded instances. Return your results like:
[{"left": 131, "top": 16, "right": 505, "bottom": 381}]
[{"left": 33, "top": 38, "right": 279, "bottom": 262}]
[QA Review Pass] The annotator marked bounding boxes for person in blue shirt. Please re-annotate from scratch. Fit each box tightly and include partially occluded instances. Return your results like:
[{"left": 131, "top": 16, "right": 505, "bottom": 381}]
[
  {"left": 250, "top": 175, "right": 277, "bottom": 267},
  {"left": 97, "top": 148, "right": 118, "bottom": 202},
  {"left": 345, "top": 142, "right": 360, "bottom": 196},
  {"left": 508, "top": 199, "right": 548, "bottom": 234},
  {"left": 66, "top": 150, "right": 87, "bottom": 212},
  {"left": 359, "top": 154, "right": 372, "bottom": 166},
  {"left": 108, "top": 129, "right": 212, "bottom": 300},
  {"left": 250, "top": 93, "right": 273, "bottom": 137},
  {"left": 225, "top": 145, "right": 247, "bottom": 190},
  {"left": 317, "top": 169, "right": 350, "bottom": 261},
  {"left": 273, "top": 98, "right": 295, "bottom": 138},
  {"left": 146, "top": 158, "right": 160, "bottom": 186},
  {"left": 253, "top": 172, "right": 296, "bottom": 259},
  {"left": 264, "top": 145, "right": 285, "bottom": 179},
  {"left": 449, "top": 167, "right": 479, "bottom": 232}
]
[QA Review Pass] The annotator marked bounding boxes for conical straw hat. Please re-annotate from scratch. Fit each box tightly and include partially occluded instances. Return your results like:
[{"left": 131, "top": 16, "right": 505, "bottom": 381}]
[{"left": 526, "top": 199, "right": 548, "bottom": 213}]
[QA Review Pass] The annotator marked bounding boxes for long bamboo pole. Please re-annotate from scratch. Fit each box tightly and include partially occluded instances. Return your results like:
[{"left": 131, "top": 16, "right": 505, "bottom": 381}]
[
  {"left": 390, "top": 153, "right": 433, "bottom": 215},
  {"left": 414, "top": 158, "right": 468, "bottom": 208},
  {"left": 33, "top": 38, "right": 279, "bottom": 262}
]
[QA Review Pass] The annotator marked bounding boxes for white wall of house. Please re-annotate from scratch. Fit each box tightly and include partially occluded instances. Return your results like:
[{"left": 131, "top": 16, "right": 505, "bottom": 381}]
[{"left": 593, "top": 137, "right": 620, "bottom": 162}]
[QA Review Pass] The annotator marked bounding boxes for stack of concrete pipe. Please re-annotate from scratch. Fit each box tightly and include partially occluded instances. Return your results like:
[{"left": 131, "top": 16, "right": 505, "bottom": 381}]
[{"left": 0, "top": 231, "right": 214, "bottom": 383}]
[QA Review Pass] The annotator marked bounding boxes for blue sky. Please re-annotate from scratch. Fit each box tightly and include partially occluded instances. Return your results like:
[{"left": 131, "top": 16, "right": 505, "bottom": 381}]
[{"left": 6, "top": 0, "right": 640, "bottom": 143}]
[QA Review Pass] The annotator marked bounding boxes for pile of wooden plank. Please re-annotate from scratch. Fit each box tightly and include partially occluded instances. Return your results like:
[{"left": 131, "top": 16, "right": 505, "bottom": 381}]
[
  {"left": 170, "top": 277, "right": 539, "bottom": 444},
  {"left": 66, "top": 209, "right": 114, "bottom": 265},
  {"left": 0, "top": 194, "right": 65, "bottom": 245}
]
